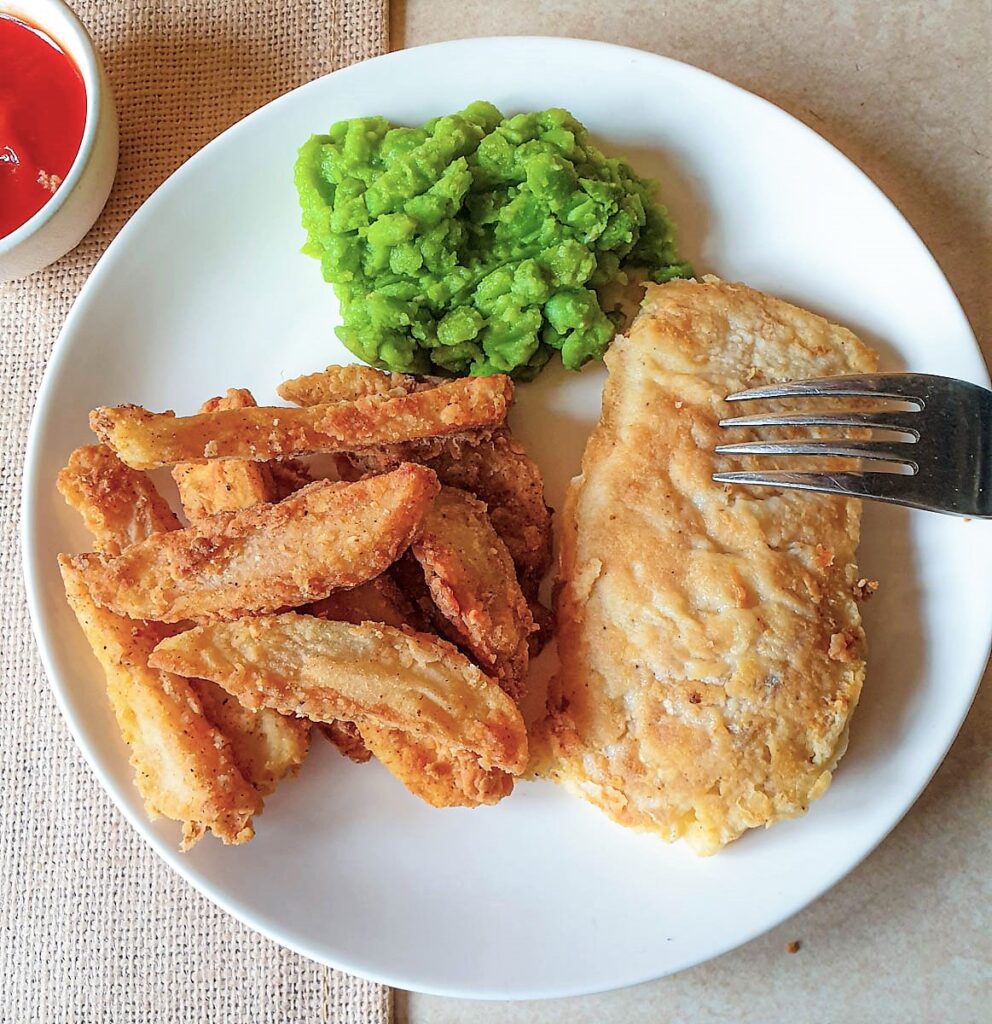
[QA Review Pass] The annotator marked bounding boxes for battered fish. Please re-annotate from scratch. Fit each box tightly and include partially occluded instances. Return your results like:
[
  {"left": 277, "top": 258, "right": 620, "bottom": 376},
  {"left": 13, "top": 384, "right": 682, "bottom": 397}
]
[{"left": 543, "top": 279, "right": 877, "bottom": 854}]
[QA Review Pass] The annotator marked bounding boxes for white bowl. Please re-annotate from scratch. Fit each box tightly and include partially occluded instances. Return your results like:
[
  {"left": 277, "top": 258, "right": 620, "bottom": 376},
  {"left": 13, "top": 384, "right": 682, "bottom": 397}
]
[{"left": 0, "top": 0, "right": 118, "bottom": 281}]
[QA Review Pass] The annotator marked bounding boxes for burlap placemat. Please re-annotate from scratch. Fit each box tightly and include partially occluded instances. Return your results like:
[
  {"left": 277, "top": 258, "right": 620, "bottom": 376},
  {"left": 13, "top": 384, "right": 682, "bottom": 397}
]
[{"left": 0, "top": 3, "right": 393, "bottom": 1021}]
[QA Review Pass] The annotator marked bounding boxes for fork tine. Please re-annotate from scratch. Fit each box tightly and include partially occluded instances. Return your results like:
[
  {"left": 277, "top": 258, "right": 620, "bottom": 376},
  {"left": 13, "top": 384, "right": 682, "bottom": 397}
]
[
  {"left": 714, "top": 439, "right": 918, "bottom": 465},
  {"left": 718, "top": 410, "right": 921, "bottom": 436},
  {"left": 711, "top": 470, "right": 921, "bottom": 506},
  {"left": 725, "top": 373, "right": 930, "bottom": 404}
]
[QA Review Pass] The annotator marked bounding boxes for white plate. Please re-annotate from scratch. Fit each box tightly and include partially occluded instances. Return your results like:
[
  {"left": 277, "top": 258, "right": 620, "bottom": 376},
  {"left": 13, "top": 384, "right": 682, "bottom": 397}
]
[{"left": 22, "top": 37, "right": 991, "bottom": 999}]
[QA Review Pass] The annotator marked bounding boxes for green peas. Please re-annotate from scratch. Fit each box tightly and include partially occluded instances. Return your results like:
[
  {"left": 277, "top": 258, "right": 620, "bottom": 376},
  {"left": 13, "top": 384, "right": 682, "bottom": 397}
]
[{"left": 296, "top": 102, "right": 688, "bottom": 379}]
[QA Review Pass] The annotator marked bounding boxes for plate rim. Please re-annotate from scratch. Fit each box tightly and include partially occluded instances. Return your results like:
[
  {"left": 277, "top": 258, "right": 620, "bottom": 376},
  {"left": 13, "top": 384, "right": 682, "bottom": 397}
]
[{"left": 20, "top": 34, "right": 991, "bottom": 1000}]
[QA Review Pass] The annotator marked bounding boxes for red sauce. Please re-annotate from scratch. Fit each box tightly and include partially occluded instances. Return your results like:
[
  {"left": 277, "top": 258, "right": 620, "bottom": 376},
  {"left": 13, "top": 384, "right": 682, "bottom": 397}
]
[{"left": 0, "top": 15, "right": 87, "bottom": 239}]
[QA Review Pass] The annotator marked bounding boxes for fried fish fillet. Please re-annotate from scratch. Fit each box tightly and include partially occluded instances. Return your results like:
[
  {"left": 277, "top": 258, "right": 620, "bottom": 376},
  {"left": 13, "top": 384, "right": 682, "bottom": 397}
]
[
  {"left": 172, "top": 389, "right": 279, "bottom": 520},
  {"left": 149, "top": 613, "right": 528, "bottom": 775},
  {"left": 543, "top": 279, "right": 876, "bottom": 855},
  {"left": 70, "top": 467, "right": 439, "bottom": 622},
  {"left": 411, "top": 487, "right": 534, "bottom": 701},
  {"left": 59, "top": 557, "right": 261, "bottom": 848},
  {"left": 311, "top": 574, "right": 513, "bottom": 806},
  {"left": 90, "top": 375, "right": 512, "bottom": 470},
  {"left": 57, "top": 444, "right": 180, "bottom": 554}
]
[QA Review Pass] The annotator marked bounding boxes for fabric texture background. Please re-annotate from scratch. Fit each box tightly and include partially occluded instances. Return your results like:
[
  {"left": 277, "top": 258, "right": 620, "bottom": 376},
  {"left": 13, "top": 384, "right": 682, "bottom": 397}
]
[{"left": 0, "top": 3, "right": 392, "bottom": 1021}]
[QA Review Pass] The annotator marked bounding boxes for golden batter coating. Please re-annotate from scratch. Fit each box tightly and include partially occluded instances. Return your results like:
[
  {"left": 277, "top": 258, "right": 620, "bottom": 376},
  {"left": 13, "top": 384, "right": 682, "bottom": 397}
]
[
  {"left": 69, "top": 468, "right": 440, "bottom": 622},
  {"left": 543, "top": 279, "right": 877, "bottom": 855},
  {"left": 149, "top": 613, "right": 528, "bottom": 775},
  {"left": 172, "top": 389, "right": 279, "bottom": 521},
  {"left": 411, "top": 487, "right": 534, "bottom": 701},
  {"left": 57, "top": 444, "right": 180, "bottom": 554},
  {"left": 90, "top": 375, "right": 512, "bottom": 470}
]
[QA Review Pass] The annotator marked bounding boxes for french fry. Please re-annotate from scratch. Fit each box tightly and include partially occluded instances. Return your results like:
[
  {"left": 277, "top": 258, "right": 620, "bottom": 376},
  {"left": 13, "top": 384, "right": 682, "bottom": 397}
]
[
  {"left": 170, "top": 397, "right": 312, "bottom": 793},
  {"left": 57, "top": 444, "right": 180, "bottom": 555},
  {"left": 411, "top": 487, "right": 534, "bottom": 701},
  {"left": 90, "top": 375, "right": 513, "bottom": 470},
  {"left": 172, "top": 389, "right": 278, "bottom": 520},
  {"left": 317, "top": 720, "right": 372, "bottom": 764},
  {"left": 149, "top": 614, "right": 528, "bottom": 775},
  {"left": 359, "top": 726, "right": 513, "bottom": 807},
  {"left": 343, "top": 429, "right": 552, "bottom": 596},
  {"left": 277, "top": 364, "right": 436, "bottom": 406},
  {"left": 70, "top": 467, "right": 440, "bottom": 622},
  {"left": 59, "top": 557, "right": 260, "bottom": 848},
  {"left": 311, "top": 574, "right": 513, "bottom": 805},
  {"left": 277, "top": 367, "right": 551, "bottom": 597}
]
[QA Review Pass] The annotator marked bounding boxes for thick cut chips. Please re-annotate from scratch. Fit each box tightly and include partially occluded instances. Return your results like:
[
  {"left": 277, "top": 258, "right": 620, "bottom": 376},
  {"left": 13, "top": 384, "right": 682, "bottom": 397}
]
[
  {"left": 277, "top": 364, "right": 437, "bottom": 406},
  {"left": 59, "top": 557, "right": 261, "bottom": 848},
  {"left": 169, "top": 399, "right": 312, "bottom": 792},
  {"left": 59, "top": 441, "right": 309, "bottom": 805},
  {"left": 70, "top": 467, "right": 439, "bottom": 622},
  {"left": 57, "top": 444, "right": 180, "bottom": 555},
  {"left": 311, "top": 573, "right": 513, "bottom": 805},
  {"left": 149, "top": 614, "right": 528, "bottom": 775},
  {"left": 411, "top": 487, "right": 534, "bottom": 701},
  {"left": 90, "top": 375, "right": 512, "bottom": 470},
  {"left": 173, "top": 389, "right": 278, "bottom": 520},
  {"left": 278, "top": 365, "right": 552, "bottom": 595},
  {"left": 359, "top": 725, "right": 513, "bottom": 807}
]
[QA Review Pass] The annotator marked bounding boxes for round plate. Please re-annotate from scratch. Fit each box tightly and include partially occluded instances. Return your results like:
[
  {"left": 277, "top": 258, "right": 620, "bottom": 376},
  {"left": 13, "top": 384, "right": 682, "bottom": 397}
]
[{"left": 22, "top": 37, "right": 991, "bottom": 999}]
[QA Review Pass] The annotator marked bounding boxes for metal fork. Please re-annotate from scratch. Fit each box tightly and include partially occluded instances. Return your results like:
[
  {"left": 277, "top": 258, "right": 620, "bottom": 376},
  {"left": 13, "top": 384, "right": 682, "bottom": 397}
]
[{"left": 712, "top": 373, "right": 992, "bottom": 517}]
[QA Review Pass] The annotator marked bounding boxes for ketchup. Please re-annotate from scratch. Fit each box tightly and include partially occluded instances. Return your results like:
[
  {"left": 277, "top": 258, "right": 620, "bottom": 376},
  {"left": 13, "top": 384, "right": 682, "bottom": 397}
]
[{"left": 0, "top": 15, "right": 87, "bottom": 239}]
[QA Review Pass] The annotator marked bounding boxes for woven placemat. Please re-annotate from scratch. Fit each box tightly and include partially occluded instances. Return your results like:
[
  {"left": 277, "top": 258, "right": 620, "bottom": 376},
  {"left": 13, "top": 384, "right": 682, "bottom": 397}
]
[{"left": 0, "top": 3, "right": 392, "bottom": 1022}]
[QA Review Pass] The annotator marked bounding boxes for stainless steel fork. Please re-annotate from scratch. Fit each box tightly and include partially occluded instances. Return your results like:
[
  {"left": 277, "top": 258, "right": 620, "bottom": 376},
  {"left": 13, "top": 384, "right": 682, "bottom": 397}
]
[{"left": 712, "top": 373, "right": 992, "bottom": 517}]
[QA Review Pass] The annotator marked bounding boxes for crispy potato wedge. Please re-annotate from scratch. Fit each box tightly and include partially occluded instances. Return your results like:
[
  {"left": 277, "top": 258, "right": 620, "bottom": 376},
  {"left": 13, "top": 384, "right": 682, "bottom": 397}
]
[
  {"left": 359, "top": 725, "right": 513, "bottom": 807},
  {"left": 190, "top": 679, "right": 310, "bottom": 795},
  {"left": 59, "top": 557, "right": 260, "bottom": 848},
  {"left": 149, "top": 613, "right": 528, "bottom": 774},
  {"left": 59, "top": 441, "right": 310, "bottom": 802},
  {"left": 309, "top": 573, "right": 417, "bottom": 630},
  {"left": 173, "top": 389, "right": 278, "bottom": 520},
  {"left": 278, "top": 365, "right": 436, "bottom": 406},
  {"left": 70, "top": 467, "right": 440, "bottom": 622},
  {"left": 411, "top": 487, "right": 534, "bottom": 701},
  {"left": 276, "top": 366, "right": 550, "bottom": 595},
  {"left": 316, "top": 720, "right": 372, "bottom": 764},
  {"left": 90, "top": 375, "right": 512, "bottom": 470},
  {"left": 311, "top": 574, "right": 513, "bottom": 804},
  {"left": 56, "top": 444, "right": 180, "bottom": 555},
  {"left": 344, "top": 429, "right": 552, "bottom": 596},
  {"left": 310, "top": 574, "right": 415, "bottom": 764},
  {"left": 267, "top": 458, "right": 312, "bottom": 499},
  {"left": 170, "top": 401, "right": 312, "bottom": 792}
]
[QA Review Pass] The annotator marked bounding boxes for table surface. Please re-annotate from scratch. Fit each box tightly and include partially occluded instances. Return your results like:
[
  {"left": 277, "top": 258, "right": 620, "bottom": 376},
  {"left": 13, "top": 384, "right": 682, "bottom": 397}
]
[{"left": 394, "top": 2, "right": 991, "bottom": 1022}]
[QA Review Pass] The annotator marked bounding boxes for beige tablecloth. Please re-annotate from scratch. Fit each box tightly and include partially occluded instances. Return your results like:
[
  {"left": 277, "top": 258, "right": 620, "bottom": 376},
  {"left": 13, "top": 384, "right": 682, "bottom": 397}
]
[{"left": 0, "top": 3, "right": 392, "bottom": 1021}]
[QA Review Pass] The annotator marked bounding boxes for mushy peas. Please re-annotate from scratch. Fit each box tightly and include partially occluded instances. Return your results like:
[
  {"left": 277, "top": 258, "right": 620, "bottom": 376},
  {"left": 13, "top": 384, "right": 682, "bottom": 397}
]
[{"left": 296, "top": 102, "right": 690, "bottom": 380}]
